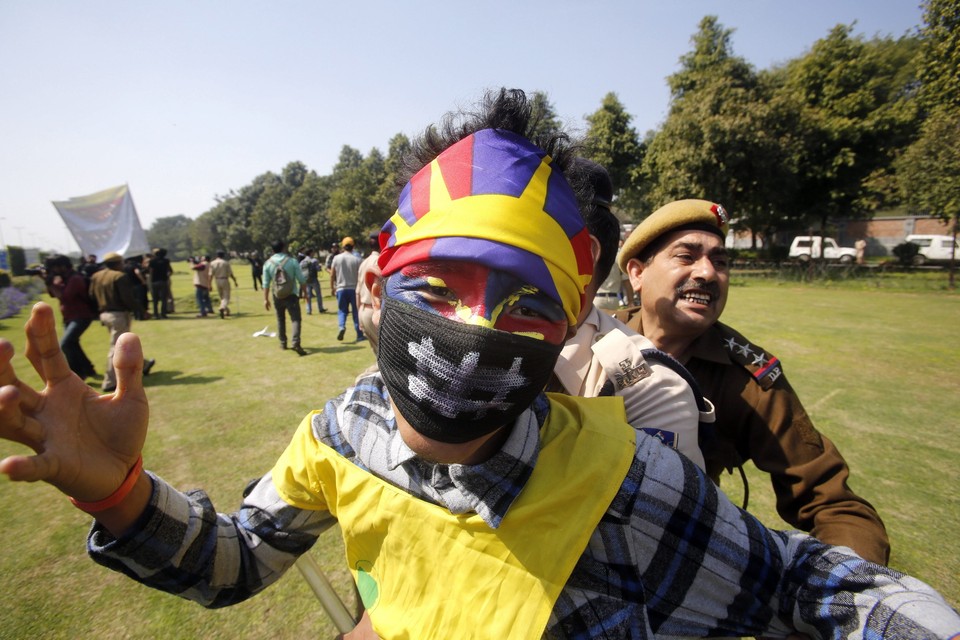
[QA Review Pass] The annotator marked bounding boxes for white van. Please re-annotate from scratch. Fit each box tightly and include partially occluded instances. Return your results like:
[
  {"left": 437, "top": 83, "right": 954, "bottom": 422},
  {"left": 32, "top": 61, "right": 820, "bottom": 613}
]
[
  {"left": 905, "top": 234, "right": 959, "bottom": 265},
  {"left": 788, "top": 236, "right": 857, "bottom": 263}
]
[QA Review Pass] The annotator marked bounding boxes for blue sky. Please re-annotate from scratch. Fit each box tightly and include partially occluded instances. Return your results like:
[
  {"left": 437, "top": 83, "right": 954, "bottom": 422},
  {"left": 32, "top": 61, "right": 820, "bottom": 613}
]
[{"left": 0, "top": 1, "right": 924, "bottom": 254}]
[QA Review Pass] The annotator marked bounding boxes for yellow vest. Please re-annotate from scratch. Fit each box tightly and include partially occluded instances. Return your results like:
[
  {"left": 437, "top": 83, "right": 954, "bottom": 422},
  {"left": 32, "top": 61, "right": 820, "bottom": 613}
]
[{"left": 273, "top": 394, "right": 636, "bottom": 639}]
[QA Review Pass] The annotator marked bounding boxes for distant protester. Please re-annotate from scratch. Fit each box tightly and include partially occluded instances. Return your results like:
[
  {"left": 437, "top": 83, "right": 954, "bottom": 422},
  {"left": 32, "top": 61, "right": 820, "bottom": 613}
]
[
  {"left": 263, "top": 240, "right": 306, "bottom": 356},
  {"left": 329, "top": 236, "right": 363, "bottom": 342},
  {"left": 42, "top": 254, "right": 98, "bottom": 380},
  {"left": 148, "top": 248, "right": 173, "bottom": 319},
  {"left": 191, "top": 255, "right": 214, "bottom": 318},
  {"left": 299, "top": 248, "right": 326, "bottom": 315}
]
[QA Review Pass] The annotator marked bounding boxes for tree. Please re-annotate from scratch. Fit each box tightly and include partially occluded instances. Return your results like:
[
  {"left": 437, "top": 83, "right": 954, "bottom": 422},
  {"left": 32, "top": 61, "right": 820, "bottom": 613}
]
[
  {"left": 916, "top": 0, "right": 960, "bottom": 111},
  {"left": 281, "top": 161, "right": 309, "bottom": 191},
  {"left": 854, "top": 35, "right": 923, "bottom": 212},
  {"left": 207, "top": 171, "right": 284, "bottom": 254},
  {"left": 583, "top": 92, "right": 644, "bottom": 218},
  {"left": 246, "top": 161, "right": 314, "bottom": 250},
  {"left": 527, "top": 91, "right": 564, "bottom": 142},
  {"left": 288, "top": 172, "right": 335, "bottom": 250},
  {"left": 668, "top": 16, "right": 754, "bottom": 98},
  {"left": 189, "top": 213, "right": 218, "bottom": 257},
  {"left": 374, "top": 133, "right": 413, "bottom": 225},
  {"left": 643, "top": 16, "right": 795, "bottom": 244},
  {"left": 250, "top": 180, "right": 293, "bottom": 250},
  {"left": 897, "top": 0, "right": 960, "bottom": 287},
  {"left": 327, "top": 146, "right": 392, "bottom": 240},
  {"left": 146, "top": 215, "right": 193, "bottom": 260},
  {"left": 777, "top": 25, "right": 921, "bottom": 230}
]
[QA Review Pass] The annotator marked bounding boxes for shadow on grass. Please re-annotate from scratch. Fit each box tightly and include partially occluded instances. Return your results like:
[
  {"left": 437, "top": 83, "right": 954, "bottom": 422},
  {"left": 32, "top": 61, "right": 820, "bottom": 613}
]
[
  {"left": 300, "top": 344, "right": 371, "bottom": 356},
  {"left": 143, "top": 370, "right": 224, "bottom": 387}
]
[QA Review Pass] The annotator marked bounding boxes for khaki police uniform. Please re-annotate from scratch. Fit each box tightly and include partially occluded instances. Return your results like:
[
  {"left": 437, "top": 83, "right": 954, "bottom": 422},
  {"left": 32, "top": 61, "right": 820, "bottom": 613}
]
[
  {"left": 89, "top": 266, "right": 137, "bottom": 392},
  {"left": 208, "top": 257, "right": 234, "bottom": 313},
  {"left": 553, "top": 306, "right": 708, "bottom": 469},
  {"left": 620, "top": 310, "right": 890, "bottom": 566}
]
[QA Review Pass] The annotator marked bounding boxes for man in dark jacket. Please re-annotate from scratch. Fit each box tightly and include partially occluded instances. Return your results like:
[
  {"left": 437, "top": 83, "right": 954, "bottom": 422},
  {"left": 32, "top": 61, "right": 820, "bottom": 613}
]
[
  {"left": 44, "top": 255, "right": 97, "bottom": 380},
  {"left": 148, "top": 248, "right": 173, "bottom": 319}
]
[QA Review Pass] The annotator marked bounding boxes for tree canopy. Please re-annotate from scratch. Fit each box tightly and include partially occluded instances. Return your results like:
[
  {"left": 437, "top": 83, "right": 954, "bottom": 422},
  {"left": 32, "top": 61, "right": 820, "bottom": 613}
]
[
  {"left": 897, "top": 0, "right": 960, "bottom": 286},
  {"left": 643, "top": 16, "right": 793, "bottom": 240}
]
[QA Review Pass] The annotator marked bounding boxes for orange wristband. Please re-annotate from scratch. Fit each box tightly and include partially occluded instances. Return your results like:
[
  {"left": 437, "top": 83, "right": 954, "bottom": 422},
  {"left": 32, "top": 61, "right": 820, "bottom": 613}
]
[{"left": 69, "top": 455, "right": 144, "bottom": 513}]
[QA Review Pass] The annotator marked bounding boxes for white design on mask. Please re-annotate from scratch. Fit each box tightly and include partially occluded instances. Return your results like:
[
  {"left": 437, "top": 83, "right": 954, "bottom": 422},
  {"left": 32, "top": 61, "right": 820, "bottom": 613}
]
[{"left": 405, "top": 337, "right": 529, "bottom": 419}]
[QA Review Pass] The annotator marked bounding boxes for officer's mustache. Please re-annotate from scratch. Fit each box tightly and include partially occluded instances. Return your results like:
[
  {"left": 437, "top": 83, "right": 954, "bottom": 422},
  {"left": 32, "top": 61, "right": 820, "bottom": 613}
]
[{"left": 675, "top": 280, "right": 721, "bottom": 299}]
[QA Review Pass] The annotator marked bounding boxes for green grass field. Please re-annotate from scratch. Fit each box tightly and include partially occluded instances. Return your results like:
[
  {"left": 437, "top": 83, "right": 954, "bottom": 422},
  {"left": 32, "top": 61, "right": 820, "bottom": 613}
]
[{"left": 0, "top": 264, "right": 958, "bottom": 638}]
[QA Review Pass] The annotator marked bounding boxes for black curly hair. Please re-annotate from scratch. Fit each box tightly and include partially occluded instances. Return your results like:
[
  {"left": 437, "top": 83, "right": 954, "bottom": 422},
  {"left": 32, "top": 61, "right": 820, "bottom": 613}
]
[{"left": 395, "top": 88, "right": 582, "bottom": 198}]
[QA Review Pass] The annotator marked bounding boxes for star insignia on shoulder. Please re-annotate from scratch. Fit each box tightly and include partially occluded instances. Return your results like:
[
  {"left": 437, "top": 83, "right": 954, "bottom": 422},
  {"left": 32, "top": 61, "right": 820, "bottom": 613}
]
[
  {"left": 752, "top": 352, "right": 768, "bottom": 368},
  {"left": 736, "top": 343, "right": 754, "bottom": 358},
  {"left": 724, "top": 336, "right": 739, "bottom": 351}
]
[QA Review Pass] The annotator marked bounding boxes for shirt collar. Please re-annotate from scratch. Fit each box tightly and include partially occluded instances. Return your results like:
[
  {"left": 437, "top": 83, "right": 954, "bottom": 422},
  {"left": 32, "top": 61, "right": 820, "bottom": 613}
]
[
  {"left": 687, "top": 324, "right": 732, "bottom": 365},
  {"left": 553, "top": 305, "right": 602, "bottom": 395},
  {"left": 630, "top": 312, "right": 730, "bottom": 365},
  {"left": 341, "top": 373, "right": 546, "bottom": 529}
]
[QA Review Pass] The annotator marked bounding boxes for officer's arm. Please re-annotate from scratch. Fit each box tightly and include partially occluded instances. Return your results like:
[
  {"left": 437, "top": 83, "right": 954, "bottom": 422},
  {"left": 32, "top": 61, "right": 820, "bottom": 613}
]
[{"left": 744, "top": 374, "right": 890, "bottom": 565}]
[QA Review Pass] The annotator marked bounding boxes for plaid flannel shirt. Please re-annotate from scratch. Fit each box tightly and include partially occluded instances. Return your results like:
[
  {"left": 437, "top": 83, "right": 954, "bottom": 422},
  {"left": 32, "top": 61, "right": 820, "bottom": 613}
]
[{"left": 89, "top": 373, "right": 959, "bottom": 638}]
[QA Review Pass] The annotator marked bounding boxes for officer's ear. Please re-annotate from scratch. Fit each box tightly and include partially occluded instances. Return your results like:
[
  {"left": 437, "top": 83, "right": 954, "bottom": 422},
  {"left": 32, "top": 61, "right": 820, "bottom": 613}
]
[
  {"left": 625, "top": 258, "right": 645, "bottom": 296},
  {"left": 588, "top": 235, "right": 602, "bottom": 269}
]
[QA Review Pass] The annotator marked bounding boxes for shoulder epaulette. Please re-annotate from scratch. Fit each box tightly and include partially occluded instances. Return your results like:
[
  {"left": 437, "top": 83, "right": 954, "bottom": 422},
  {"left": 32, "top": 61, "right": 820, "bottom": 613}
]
[
  {"left": 714, "top": 323, "right": 783, "bottom": 390},
  {"left": 609, "top": 306, "right": 639, "bottom": 325}
]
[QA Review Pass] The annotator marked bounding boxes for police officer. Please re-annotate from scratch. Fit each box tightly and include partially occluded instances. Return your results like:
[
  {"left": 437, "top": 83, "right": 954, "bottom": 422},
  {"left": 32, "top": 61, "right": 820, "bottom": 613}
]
[
  {"left": 551, "top": 160, "right": 710, "bottom": 469},
  {"left": 89, "top": 252, "right": 155, "bottom": 392},
  {"left": 615, "top": 199, "right": 890, "bottom": 565}
]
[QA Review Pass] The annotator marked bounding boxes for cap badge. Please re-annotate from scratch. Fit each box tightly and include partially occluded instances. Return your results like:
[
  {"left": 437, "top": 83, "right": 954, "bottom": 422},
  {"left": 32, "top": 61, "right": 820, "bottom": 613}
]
[{"left": 711, "top": 204, "right": 728, "bottom": 227}]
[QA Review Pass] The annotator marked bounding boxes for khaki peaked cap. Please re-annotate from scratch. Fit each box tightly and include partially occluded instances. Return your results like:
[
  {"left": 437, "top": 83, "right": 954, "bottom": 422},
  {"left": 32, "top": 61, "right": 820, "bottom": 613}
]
[
  {"left": 102, "top": 252, "right": 124, "bottom": 264},
  {"left": 616, "top": 199, "right": 730, "bottom": 272}
]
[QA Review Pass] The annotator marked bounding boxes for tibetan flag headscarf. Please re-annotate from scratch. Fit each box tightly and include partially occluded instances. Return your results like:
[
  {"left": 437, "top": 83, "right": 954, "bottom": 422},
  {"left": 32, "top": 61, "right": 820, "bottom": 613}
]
[{"left": 377, "top": 129, "right": 593, "bottom": 325}]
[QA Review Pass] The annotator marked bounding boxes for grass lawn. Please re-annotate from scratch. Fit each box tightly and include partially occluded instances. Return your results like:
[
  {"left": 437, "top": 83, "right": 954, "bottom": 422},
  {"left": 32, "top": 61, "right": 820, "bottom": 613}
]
[{"left": 0, "top": 264, "right": 958, "bottom": 638}]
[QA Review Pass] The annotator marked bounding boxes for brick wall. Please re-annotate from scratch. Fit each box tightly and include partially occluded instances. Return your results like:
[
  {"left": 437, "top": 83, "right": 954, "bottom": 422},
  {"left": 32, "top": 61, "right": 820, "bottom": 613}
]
[{"left": 839, "top": 216, "right": 953, "bottom": 256}]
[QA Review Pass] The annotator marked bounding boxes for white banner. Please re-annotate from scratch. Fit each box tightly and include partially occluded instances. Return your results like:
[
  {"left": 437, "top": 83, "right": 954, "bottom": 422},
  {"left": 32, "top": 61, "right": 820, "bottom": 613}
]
[{"left": 52, "top": 184, "right": 150, "bottom": 259}]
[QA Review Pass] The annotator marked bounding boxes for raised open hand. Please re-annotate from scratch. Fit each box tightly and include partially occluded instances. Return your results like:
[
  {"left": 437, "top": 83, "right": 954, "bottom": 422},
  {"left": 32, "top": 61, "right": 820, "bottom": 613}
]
[{"left": 0, "top": 303, "right": 149, "bottom": 503}]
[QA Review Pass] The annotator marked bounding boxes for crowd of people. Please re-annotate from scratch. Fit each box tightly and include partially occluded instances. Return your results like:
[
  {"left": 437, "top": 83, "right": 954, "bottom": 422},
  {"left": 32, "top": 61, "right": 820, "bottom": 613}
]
[
  {"left": 33, "top": 246, "right": 368, "bottom": 416},
  {"left": 5, "top": 88, "right": 958, "bottom": 638}
]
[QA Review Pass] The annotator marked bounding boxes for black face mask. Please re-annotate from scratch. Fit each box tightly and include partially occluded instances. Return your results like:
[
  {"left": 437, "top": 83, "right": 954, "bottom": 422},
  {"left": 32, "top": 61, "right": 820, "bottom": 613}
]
[{"left": 376, "top": 297, "right": 563, "bottom": 444}]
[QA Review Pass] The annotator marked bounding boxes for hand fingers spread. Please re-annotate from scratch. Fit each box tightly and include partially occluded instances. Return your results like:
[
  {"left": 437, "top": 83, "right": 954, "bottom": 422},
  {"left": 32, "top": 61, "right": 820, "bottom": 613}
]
[{"left": 24, "top": 303, "right": 72, "bottom": 385}]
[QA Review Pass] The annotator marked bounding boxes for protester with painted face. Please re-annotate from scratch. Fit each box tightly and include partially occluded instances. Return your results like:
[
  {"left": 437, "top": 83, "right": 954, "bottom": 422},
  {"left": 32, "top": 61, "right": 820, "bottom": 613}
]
[{"left": 0, "top": 90, "right": 957, "bottom": 640}]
